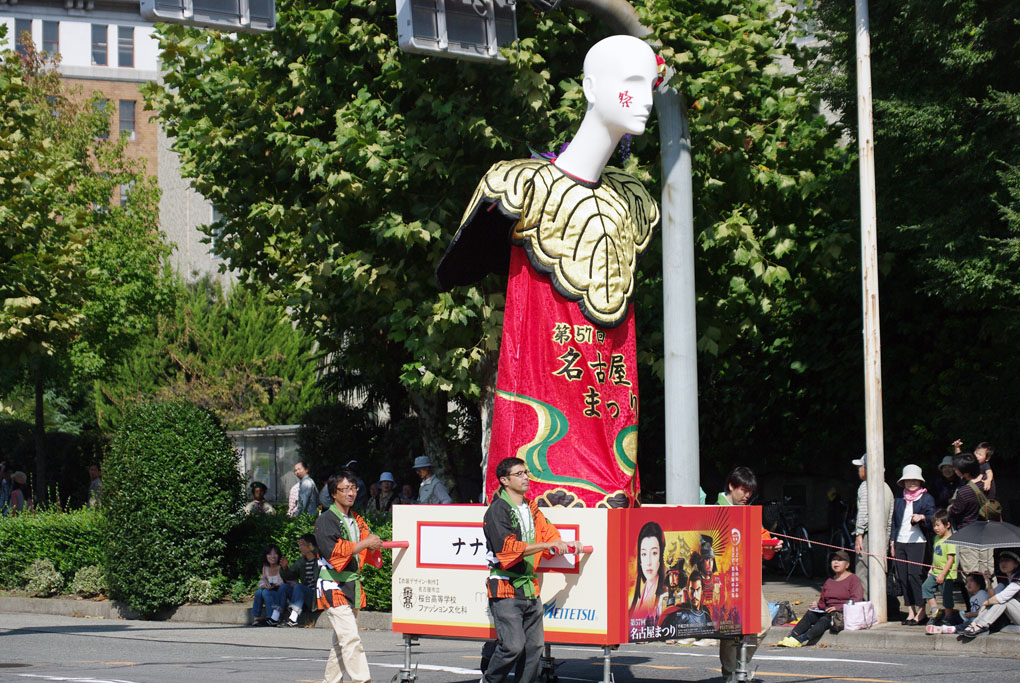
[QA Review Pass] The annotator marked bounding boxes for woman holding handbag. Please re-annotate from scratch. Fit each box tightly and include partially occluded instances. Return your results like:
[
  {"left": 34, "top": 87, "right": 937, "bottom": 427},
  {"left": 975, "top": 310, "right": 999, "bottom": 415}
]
[{"left": 779, "top": 551, "right": 863, "bottom": 647}]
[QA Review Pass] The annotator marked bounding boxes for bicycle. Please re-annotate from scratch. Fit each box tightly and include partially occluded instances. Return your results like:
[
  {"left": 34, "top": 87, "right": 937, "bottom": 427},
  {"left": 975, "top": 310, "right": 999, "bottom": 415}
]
[
  {"left": 827, "top": 493, "right": 856, "bottom": 563},
  {"left": 762, "top": 496, "right": 814, "bottom": 579}
]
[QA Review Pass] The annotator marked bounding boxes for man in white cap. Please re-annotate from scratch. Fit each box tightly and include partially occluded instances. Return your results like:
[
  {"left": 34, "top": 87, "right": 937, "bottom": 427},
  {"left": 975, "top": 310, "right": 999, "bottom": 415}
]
[
  {"left": 852, "top": 455, "right": 894, "bottom": 596},
  {"left": 412, "top": 455, "right": 452, "bottom": 504}
]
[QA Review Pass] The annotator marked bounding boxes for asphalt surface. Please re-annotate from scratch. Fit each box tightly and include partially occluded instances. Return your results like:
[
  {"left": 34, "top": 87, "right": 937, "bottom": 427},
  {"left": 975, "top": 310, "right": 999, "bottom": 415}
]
[{"left": 3, "top": 613, "right": 1019, "bottom": 682}]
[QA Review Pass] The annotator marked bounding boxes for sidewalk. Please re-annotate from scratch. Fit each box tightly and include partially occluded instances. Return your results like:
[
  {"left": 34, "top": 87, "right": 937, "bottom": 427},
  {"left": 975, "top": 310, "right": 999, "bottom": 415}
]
[{"left": 1, "top": 580, "right": 1016, "bottom": 659}]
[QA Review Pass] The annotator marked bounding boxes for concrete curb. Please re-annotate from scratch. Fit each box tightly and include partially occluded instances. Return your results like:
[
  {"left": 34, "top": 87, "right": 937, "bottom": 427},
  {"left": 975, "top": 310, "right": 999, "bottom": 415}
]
[
  {"left": 2, "top": 596, "right": 1014, "bottom": 658},
  {"left": 768, "top": 623, "right": 1018, "bottom": 658},
  {"left": 0, "top": 596, "right": 392, "bottom": 631}
]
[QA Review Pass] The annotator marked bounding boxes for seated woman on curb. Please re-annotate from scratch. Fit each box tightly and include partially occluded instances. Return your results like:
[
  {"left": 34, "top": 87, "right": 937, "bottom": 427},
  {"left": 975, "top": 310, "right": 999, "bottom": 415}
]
[
  {"left": 779, "top": 551, "right": 863, "bottom": 647},
  {"left": 960, "top": 551, "right": 1020, "bottom": 639}
]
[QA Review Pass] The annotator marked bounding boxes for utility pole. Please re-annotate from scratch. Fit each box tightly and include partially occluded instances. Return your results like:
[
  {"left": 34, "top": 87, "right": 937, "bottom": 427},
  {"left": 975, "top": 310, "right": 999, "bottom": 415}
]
[
  {"left": 563, "top": 0, "right": 700, "bottom": 504},
  {"left": 855, "top": 0, "right": 888, "bottom": 622}
]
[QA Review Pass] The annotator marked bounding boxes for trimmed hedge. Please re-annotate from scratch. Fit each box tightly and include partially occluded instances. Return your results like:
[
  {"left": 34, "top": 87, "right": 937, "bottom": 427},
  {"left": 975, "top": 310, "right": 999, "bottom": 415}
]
[
  {"left": 104, "top": 401, "right": 244, "bottom": 614},
  {"left": 0, "top": 508, "right": 104, "bottom": 587}
]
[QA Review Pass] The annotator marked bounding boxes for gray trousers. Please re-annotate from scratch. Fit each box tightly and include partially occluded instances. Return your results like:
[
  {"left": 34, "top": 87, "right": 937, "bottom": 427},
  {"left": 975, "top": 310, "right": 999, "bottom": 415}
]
[
  {"left": 854, "top": 533, "right": 888, "bottom": 599},
  {"left": 719, "top": 593, "right": 771, "bottom": 681},
  {"left": 484, "top": 597, "right": 543, "bottom": 683},
  {"left": 972, "top": 599, "right": 1020, "bottom": 630}
]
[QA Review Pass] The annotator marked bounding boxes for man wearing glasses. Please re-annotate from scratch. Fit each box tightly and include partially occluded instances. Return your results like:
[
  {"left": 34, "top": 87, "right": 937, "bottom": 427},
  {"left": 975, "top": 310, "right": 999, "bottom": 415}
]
[
  {"left": 314, "top": 469, "right": 384, "bottom": 683},
  {"left": 482, "top": 457, "right": 580, "bottom": 683}
]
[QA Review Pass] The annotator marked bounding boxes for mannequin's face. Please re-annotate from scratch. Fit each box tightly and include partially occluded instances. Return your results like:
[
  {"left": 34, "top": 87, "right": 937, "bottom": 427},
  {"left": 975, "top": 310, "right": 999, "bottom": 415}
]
[
  {"left": 582, "top": 38, "right": 658, "bottom": 137},
  {"left": 587, "top": 63, "right": 657, "bottom": 136}
]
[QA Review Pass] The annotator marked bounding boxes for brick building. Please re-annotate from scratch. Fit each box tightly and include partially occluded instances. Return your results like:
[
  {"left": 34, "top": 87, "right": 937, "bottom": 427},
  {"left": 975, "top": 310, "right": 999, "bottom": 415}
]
[{"left": 1, "top": 1, "right": 226, "bottom": 280}]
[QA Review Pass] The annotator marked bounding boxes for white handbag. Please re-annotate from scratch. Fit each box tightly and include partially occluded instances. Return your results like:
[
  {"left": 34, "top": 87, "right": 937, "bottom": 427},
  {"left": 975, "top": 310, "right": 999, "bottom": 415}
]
[{"left": 843, "top": 601, "right": 877, "bottom": 631}]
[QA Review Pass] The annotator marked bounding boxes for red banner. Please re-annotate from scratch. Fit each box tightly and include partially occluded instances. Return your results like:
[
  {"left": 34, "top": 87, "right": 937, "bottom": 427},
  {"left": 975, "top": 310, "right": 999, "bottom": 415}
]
[{"left": 485, "top": 247, "right": 640, "bottom": 508}]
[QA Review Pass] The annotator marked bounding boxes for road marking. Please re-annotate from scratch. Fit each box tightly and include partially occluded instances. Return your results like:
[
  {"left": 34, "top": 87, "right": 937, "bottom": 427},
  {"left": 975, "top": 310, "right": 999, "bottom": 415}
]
[
  {"left": 17, "top": 675, "right": 140, "bottom": 683},
  {"left": 708, "top": 671, "right": 903, "bottom": 683},
  {"left": 632, "top": 664, "right": 691, "bottom": 671},
  {"left": 369, "top": 662, "right": 480, "bottom": 675}
]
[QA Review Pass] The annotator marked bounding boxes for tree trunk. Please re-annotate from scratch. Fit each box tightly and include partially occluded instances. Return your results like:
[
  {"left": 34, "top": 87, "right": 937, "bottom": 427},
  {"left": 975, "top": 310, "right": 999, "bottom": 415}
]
[
  {"left": 33, "top": 360, "right": 47, "bottom": 505},
  {"left": 477, "top": 349, "right": 499, "bottom": 501},
  {"left": 409, "top": 389, "right": 453, "bottom": 495}
]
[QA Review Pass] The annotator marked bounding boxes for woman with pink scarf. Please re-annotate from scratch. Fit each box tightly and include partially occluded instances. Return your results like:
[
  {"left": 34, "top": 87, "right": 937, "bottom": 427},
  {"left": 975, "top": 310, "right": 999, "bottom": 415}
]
[{"left": 891, "top": 464, "right": 936, "bottom": 625}]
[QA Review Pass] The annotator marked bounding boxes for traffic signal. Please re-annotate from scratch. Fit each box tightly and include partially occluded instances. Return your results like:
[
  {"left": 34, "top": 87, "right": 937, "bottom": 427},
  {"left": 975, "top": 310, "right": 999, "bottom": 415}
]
[
  {"left": 141, "top": 0, "right": 275, "bottom": 33},
  {"left": 395, "top": 0, "right": 517, "bottom": 63}
]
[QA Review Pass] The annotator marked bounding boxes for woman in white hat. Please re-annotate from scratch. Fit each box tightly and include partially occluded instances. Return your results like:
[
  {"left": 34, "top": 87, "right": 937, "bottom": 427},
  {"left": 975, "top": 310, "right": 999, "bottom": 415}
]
[
  {"left": 367, "top": 472, "right": 400, "bottom": 514},
  {"left": 891, "top": 464, "right": 936, "bottom": 624}
]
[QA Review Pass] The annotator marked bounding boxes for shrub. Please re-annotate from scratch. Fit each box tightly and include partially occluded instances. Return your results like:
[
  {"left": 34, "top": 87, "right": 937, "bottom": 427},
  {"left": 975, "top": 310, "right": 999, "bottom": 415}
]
[
  {"left": 228, "top": 577, "right": 255, "bottom": 602},
  {"left": 223, "top": 510, "right": 315, "bottom": 581},
  {"left": 70, "top": 565, "right": 107, "bottom": 597},
  {"left": 104, "top": 400, "right": 243, "bottom": 614},
  {"left": 360, "top": 516, "right": 392, "bottom": 612},
  {"left": 24, "top": 559, "right": 63, "bottom": 597},
  {"left": 184, "top": 576, "right": 220, "bottom": 604},
  {"left": 0, "top": 508, "right": 104, "bottom": 587}
]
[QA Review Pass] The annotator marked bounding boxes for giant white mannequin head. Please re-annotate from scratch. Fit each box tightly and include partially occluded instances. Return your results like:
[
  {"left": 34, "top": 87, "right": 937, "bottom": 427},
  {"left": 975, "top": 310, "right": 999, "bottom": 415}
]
[
  {"left": 554, "top": 35, "right": 660, "bottom": 182},
  {"left": 582, "top": 35, "right": 659, "bottom": 137}
]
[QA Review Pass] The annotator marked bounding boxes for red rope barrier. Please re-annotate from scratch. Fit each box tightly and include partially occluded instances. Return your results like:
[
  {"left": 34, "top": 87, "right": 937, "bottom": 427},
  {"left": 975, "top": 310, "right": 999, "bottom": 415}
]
[{"left": 769, "top": 531, "right": 934, "bottom": 570}]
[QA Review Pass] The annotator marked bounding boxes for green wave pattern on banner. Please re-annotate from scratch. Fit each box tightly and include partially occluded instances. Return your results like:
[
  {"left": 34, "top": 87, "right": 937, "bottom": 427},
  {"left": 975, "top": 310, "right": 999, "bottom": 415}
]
[
  {"left": 495, "top": 389, "right": 609, "bottom": 495},
  {"left": 614, "top": 424, "right": 638, "bottom": 477}
]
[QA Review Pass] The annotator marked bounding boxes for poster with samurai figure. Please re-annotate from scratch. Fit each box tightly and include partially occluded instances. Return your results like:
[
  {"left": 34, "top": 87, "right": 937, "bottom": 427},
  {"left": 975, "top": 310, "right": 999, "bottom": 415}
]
[{"left": 624, "top": 505, "right": 761, "bottom": 642}]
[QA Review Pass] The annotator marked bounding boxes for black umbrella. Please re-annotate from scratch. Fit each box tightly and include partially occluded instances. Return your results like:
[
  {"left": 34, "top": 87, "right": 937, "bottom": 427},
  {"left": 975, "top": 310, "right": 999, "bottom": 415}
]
[{"left": 947, "top": 521, "right": 1020, "bottom": 549}]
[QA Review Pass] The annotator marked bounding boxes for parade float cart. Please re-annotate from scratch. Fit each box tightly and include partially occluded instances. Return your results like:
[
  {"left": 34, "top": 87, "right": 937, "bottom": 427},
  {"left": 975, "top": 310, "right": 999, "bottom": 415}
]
[{"left": 388, "top": 503, "right": 763, "bottom": 682}]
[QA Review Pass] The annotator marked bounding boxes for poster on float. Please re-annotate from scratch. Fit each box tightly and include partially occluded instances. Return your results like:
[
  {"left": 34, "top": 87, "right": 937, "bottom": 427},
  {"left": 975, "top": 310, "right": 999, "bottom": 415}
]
[{"left": 623, "top": 505, "right": 761, "bottom": 643}]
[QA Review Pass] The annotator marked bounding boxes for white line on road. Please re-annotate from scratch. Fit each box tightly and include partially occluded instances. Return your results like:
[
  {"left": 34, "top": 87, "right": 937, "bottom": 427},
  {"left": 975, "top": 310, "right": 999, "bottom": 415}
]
[
  {"left": 218, "top": 655, "right": 485, "bottom": 676},
  {"left": 17, "top": 675, "right": 140, "bottom": 683}
]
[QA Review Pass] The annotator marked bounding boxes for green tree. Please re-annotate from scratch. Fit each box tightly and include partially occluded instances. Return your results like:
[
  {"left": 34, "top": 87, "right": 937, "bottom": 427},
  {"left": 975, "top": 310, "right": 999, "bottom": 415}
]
[
  {"left": 94, "top": 276, "right": 324, "bottom": 432},
  {"left": 104, "top": 400, "right": 243, "bottom": 614},
  {"left": 144, "top": 0, "right": 848, "bottom": 489},
  {"left": 0, "top": 36, "right": 174, "bottom": 500},
  {"left": 810, "top": 1, "right": 1020, "bottom": 464}
]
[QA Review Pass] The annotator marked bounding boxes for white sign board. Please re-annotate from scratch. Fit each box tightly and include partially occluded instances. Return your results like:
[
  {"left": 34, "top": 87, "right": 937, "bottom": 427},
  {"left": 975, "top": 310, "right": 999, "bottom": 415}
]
[{"left": 391, "top": 504, "right": 613, "bottom": 644}]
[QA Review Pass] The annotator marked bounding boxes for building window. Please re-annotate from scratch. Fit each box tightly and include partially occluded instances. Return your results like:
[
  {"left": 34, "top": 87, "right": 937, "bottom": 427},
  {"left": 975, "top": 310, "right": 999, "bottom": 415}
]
[
  {"left": 91, "top": 24, "right": 108, "bottom": 66},
  {"left": 119, "top": 100, "right": 136, "bottom": 140},
  {"left": 42, "top": 21, "right": 59, "bottom": 56},
  {"left": 15, "top": 19, "right": 32, "bottom": 56},
  {"left": 94, "top": 99, "right": 109, "bottom": 139},
  {"left": 118, "top": 26, "right": 133, "bottom": 68},
  {"left": 119, "top": 182, "right": 134, "bottom": 206}
]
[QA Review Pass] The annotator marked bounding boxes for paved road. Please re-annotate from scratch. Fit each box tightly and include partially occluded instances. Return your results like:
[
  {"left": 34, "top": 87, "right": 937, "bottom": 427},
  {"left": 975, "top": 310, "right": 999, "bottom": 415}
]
[{"left": 1, "top": 613, "right": 1016, "bottom": 682}]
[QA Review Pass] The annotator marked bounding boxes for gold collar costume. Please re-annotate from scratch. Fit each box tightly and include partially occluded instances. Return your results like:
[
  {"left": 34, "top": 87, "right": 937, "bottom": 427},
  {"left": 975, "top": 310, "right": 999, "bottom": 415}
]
[{"left": 436, "top": 159, "right": 659, "bottom": 328}]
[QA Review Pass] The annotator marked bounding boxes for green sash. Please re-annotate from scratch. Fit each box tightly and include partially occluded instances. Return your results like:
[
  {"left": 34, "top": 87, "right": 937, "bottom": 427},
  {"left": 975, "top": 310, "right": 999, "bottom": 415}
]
[
  {"left": 319, "top": 504, "right": 365, "bottom": 606},
  {"left": 489, "top": 489, "right": 538, "bottom": 598}
]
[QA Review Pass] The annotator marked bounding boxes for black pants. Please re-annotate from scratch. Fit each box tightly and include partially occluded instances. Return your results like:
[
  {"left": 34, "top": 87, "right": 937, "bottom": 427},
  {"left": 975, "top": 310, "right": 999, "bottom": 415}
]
[
  {"left": 791, "top": 610, "right": 833, "bottom": 644},
  {"left": 484, "top": 597, "right": 544, "bottom": 683},
  {"left": 893, "top": 541, "right": 926, "bottom": 607}
]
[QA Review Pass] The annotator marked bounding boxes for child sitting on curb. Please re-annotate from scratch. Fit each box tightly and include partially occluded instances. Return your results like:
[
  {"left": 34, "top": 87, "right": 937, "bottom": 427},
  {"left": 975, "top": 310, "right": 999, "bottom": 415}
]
[
  {"left": 929, "top": 573, "right": 989, "bottom": 634},
  {"left": 921, "top": 509, "right": 956, "bottom": 623}
]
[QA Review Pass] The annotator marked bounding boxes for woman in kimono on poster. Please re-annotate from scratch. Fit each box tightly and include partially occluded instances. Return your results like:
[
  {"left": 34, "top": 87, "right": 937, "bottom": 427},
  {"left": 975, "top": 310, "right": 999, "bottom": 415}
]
[{"left": 437, "top": 35, "right": 665, "bottom": 509}]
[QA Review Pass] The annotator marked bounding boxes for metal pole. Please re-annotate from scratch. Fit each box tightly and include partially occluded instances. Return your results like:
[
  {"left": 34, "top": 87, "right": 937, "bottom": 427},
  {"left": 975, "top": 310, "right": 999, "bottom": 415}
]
[
  {"left": 561, "top": 0, "right": 700, "bottom": 505},
  {"left": 855, "top": 0, "right": 887, "bottom": 622},
  {"left": 657, "top": 85, "right": 700, "bottom": 505}
]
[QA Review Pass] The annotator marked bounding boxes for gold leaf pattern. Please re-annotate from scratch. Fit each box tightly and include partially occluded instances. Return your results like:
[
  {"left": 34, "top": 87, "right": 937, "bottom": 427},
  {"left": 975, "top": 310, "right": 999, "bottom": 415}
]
[{"left": 460, "top": 159, "right": 659, "bottom": 327}]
